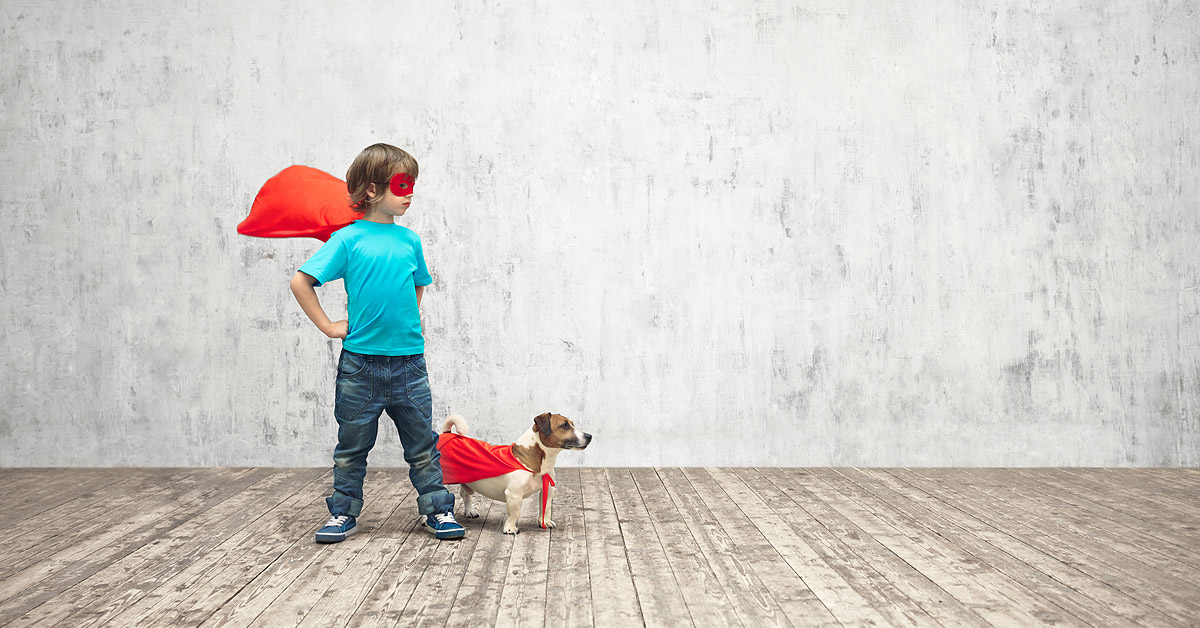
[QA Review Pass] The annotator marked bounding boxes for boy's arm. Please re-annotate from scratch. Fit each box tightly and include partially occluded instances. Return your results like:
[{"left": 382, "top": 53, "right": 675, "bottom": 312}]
[
  {"left": 414, "top": 284, "right": 426, "bottom": 333},
  {"left": 290, "top": 271, "right": 347, "bottom": 339}
]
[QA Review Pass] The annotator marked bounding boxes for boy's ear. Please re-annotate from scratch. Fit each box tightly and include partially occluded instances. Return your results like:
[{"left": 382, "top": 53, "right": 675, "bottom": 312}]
[
  {"left": 365, "top": 182, "right": 377, "bottom": 199},
  {"left": 534, "top": 412, "right": 553, "bottom": 435}
]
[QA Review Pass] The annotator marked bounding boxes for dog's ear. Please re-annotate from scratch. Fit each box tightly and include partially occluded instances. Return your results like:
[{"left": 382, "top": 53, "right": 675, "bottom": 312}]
[{"left": 534, "top": 412, "right": 553, "bottom": 435}]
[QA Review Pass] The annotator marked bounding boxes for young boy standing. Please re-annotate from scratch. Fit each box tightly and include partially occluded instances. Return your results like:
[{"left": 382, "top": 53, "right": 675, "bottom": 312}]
[{"left": 290, "top": 143, "right": 465, "bottom": 542}]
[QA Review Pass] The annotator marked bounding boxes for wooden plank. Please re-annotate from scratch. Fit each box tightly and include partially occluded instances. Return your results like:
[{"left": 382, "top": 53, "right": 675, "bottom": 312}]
[
  {"left": 1118, "top": 465, "right": 1200, "bottom": 492},
  {"left": 980, "top": 468, "right": 1200, "bottom": 575},
  {"left": 627, "top": 468, "right": 746, "bottom": 628},
  {"left": 296, "top": 474, "right": 487, "bottom": 628},
  {"left": 493, "top": 497, "right": 552, "bottom": 628},
  {"left": 230, "top": 469, "right": 417, "bottom": 627},
  {"left": 887, "top": 468, "right": 1185, "bottom": 628},
  {"left": 38, "top": 468, "right": 321, "bottom": 628},
  {"left": 1117, "top": 469, "right": 1200, "bottom": 526},
  {"left": 1134, "top": 466, "right": 1200, "bottom": 494},
  {"left": 201, "top": 515, "right": 388, "bottom": 627},
  {"left": 7, "top": 468, "right": 320, "bottom": 628},
  {"left": 0, "top": 468, "right": 117, "bottom": 505},
  {"left": 746, "top": 467, "right": 993, "bottom": 628},
  {"left": 9, "top": 466, "right": 1194, "bottom": 626},
  {"left": 706, "top": 467, "right": 939, "bottom": 628},
  {"left": 0, "top": 468, "right": 202, "bottom": 581},
  {"left": 648, "top": 468, "right": 777, "bottom": 624},
  {"left": 946, "top": 468, "right": 1200, "bottom": 621},
  {"left": 675, "top": 468, "right": 867, "bottom": 628},
  {"left": 655, "top": 467, "right": 827, "bottom": 627},
  {"left": 442, "top": 500, "right": 516, "bottom": 628},
  {"left": 765, "top": 467, "right": 1044, "bottom": 628},
  {"left": 838, "top": 468, "right": 1101, "bottom": 628},
  {"left": 1062, "top": 468, "right": 1200, "bottom": 518},
  {"left": 0, "top": 468, "right": 125, "bottom": 501},
  {"left": 542, "top": 467, "right": 595, "bottom": 628},
  {"left": 1042, "top": 469, "right": 1200, "bottom": 540},
  {"left": 0, "top": 468, "right": 264, "bottom": 625},
  {"left": 295, "top": 496, "right": 430, "bottom": 627},
  {"left": 388, "top": 500, "right": 493, "bottom": 627},
  {"left": 1017, "top": 469, "right": 1200, "bottom": 555},
  {"left": 606, "top": 468, "right": 694, "bottom": 627},
  {"left": 1017, "top": 469, "right": 1200, "bottom": 564},
  {"left": 253, "top": 487, "right": 432, "bottom": 628},
  {"left": 578, "top": 467, "right": 645, "bottom": 627},
  {"left": 828, "top": 467, "right": 1179, "bottom": 628},
  {"left": 0, "top": 467, "right": 146, "bottom": 528},
  {"left": 87, "top": 470, "right": 333, "bottom": 627}
]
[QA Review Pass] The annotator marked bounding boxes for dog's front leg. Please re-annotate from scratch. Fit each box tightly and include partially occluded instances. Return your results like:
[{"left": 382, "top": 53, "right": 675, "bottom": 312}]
[
  {"left": 461, "top": 484, "right": 480, "bottom": 518},
  {"left": 502, "top": 487, "right": 523, "bottom": 534}
]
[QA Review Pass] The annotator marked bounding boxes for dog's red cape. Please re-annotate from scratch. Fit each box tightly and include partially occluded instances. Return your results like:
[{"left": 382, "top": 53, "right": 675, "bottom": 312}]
[{"left": 437, "top": 432, "right": 557, "bottom": 528}]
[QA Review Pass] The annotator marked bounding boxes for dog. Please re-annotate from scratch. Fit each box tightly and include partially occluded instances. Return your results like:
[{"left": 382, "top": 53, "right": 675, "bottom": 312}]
[{"left": 436, "top": 412, "right": 591, "bottom": 534}]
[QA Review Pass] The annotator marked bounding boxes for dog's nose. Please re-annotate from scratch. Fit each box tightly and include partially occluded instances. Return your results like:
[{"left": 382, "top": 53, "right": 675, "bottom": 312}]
[{"left": 584, "top": 433, "right": 592, "bottom": 442}]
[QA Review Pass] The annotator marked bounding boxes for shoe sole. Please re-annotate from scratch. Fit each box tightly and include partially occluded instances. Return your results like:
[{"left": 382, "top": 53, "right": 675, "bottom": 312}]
[
  {"left": 423, "top": 522, "right": 466, "bottom": 540},
  {"left": 314, "top": 527, "right": 357, "bottom": 543}
]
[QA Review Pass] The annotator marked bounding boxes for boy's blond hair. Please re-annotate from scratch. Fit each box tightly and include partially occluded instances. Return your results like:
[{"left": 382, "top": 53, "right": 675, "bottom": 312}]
[{"left": 346, "top": 143, "right": 420, "bottom": 213}]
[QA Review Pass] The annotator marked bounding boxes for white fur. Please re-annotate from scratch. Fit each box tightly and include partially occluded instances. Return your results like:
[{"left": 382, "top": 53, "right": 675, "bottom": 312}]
[{"left": 442, "top": 414, "right": 470, "bottom": 436}]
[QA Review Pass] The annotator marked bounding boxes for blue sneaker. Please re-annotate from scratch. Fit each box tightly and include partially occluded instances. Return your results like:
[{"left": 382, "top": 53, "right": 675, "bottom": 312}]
[
  {"left": 423, "top": 511, "right": 466, "bottom": 539},
  {"left": 315, "top": 514, "right": 357, "bottom": 543}
]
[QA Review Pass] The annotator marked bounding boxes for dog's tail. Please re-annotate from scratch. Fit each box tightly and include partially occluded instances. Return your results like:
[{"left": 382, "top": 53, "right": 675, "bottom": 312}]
[{"left": 441, "top": 414, "right": 469, "bottom": 436}]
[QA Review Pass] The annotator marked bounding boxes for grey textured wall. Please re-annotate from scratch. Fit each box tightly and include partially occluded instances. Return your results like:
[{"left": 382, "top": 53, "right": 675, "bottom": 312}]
[{"left": 2, "top": 1, "right": 1197, "bottom": 467}]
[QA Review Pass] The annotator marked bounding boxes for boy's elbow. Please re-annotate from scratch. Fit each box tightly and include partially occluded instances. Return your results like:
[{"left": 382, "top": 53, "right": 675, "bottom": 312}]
[{"left": 290, "top": 271, "right": 316, "bottom": 291}]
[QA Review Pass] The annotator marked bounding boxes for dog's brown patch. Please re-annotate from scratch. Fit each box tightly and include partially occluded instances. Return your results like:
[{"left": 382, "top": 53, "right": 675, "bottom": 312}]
[{"left": 512, "top": 442, "right": 545, "bottom": 473}]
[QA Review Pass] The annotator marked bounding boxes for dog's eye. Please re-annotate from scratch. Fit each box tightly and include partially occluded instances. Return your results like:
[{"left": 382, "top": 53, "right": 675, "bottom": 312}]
[{"left": 559, "top": 423, "right": 569, "bottom": 430}]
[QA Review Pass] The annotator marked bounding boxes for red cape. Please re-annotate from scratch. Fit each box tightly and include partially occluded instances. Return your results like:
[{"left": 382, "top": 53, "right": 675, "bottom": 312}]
[
  {"left": 237, "top": 165, "right": 357, "bottom": 242},
  {"left": 437, "top": 432, "right": 557, "bottom": 528}
]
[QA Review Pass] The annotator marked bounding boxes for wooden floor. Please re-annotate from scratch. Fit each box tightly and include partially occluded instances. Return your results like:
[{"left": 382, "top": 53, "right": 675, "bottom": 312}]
[{"left": 1, "top": 468, "right": 1198, "bottom": 627}]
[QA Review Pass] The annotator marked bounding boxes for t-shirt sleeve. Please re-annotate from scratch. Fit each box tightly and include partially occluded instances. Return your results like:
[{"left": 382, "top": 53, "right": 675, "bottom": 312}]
[
  {"left": 414, "top": 235, "right": 433, "bottom": 287},
  {"left": 297, "top": 233, "right": 349, "bottom": 288}
]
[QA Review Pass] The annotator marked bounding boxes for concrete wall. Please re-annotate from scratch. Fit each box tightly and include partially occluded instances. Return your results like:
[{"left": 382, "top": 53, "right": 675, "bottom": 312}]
[{"left": 2, "top": 1, "right": 1197, "bottom": 467}]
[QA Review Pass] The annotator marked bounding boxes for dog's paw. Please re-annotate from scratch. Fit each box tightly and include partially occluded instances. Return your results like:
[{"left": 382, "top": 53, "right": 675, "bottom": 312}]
[
  {"left": 502, "top": 525, "right": 520, "bottom": 535},
  {"left": 541, "top": 519, "right": 556, "bottom": 529},
  {"left": 465, "top": 508, "right": 480, "bottom": 519}
]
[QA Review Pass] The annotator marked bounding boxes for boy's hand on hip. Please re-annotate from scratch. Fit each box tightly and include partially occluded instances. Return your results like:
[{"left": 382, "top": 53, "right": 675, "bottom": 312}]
[{"left": 323, "top": 320, "right": 349, "bottom": 339}]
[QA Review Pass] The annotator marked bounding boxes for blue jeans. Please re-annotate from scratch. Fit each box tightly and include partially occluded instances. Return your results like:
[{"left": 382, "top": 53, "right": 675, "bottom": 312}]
[{"left": 327, "top": 349, "right": 454, "bottom": 517}]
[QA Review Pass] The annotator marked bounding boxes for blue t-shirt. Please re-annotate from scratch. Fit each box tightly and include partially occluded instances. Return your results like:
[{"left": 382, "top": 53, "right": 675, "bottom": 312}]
[{"left": 298, "top": 220, "right": 432, "bottom": 356}]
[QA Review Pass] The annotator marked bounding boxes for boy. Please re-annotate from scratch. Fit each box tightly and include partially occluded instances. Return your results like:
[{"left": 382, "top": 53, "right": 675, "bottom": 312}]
[{"left": 290, "top": 143, "right": 464, "bottom": 542}]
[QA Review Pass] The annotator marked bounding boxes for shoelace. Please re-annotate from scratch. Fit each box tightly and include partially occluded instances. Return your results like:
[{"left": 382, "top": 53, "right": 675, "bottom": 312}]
[
  {"left": 324, "top": 515, "right": 349, "bottom": 528},
  {"left": 432, "top": 512, "right": 457, "bottom": 526}
]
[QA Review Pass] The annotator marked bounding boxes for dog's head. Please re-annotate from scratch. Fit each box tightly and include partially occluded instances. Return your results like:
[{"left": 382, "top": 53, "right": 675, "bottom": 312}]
[{"left": 533, "top": 412, "right": 592, "bottom": 450}]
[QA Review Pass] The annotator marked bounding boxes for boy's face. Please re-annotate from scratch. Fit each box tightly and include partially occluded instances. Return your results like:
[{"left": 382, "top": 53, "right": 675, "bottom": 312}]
[{"left": 367, "top": 171, "right": 415, "bottom": 218}]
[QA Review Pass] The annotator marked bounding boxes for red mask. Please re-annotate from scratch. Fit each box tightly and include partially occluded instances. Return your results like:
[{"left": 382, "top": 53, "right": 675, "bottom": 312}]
[{"left": 388, "top": 172, "right": 415, "bottom": 197}]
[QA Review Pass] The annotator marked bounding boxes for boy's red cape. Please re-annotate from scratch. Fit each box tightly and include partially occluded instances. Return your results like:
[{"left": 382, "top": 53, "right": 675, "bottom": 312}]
[
  {"left": 238, "top": 165, "right": 357, "bottom": 241},
  {"left": 436, "top": 432, "right": 557, "bottom": 528}
]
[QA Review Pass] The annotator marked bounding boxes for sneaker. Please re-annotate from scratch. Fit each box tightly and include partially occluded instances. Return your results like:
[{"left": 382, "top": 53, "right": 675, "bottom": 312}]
[
  {"left": 423, "top": 511, "right": 466, "bottom": 539},
  {"left": 315, "top": 514, "right": 357, "bottom": 543}
]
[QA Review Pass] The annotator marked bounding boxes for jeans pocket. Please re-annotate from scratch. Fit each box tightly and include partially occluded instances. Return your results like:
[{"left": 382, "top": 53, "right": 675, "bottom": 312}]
[
  {"left": 335, "top": 354, "right": 372, "bottom": 421},
  {"left": 408, "top": 354, "right": 427, "bottom": 376},
  {"left": 405, "top": 369, "right": 433, "bottom": 421},
  {"left": 338, "top": 351, "right": 368, "bottom": 379}
]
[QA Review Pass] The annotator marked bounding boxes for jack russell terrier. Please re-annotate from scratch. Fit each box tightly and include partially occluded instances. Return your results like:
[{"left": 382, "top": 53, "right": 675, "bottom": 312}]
[{"left": 435, "top": 412, "right": 592, "bottom": 534}]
